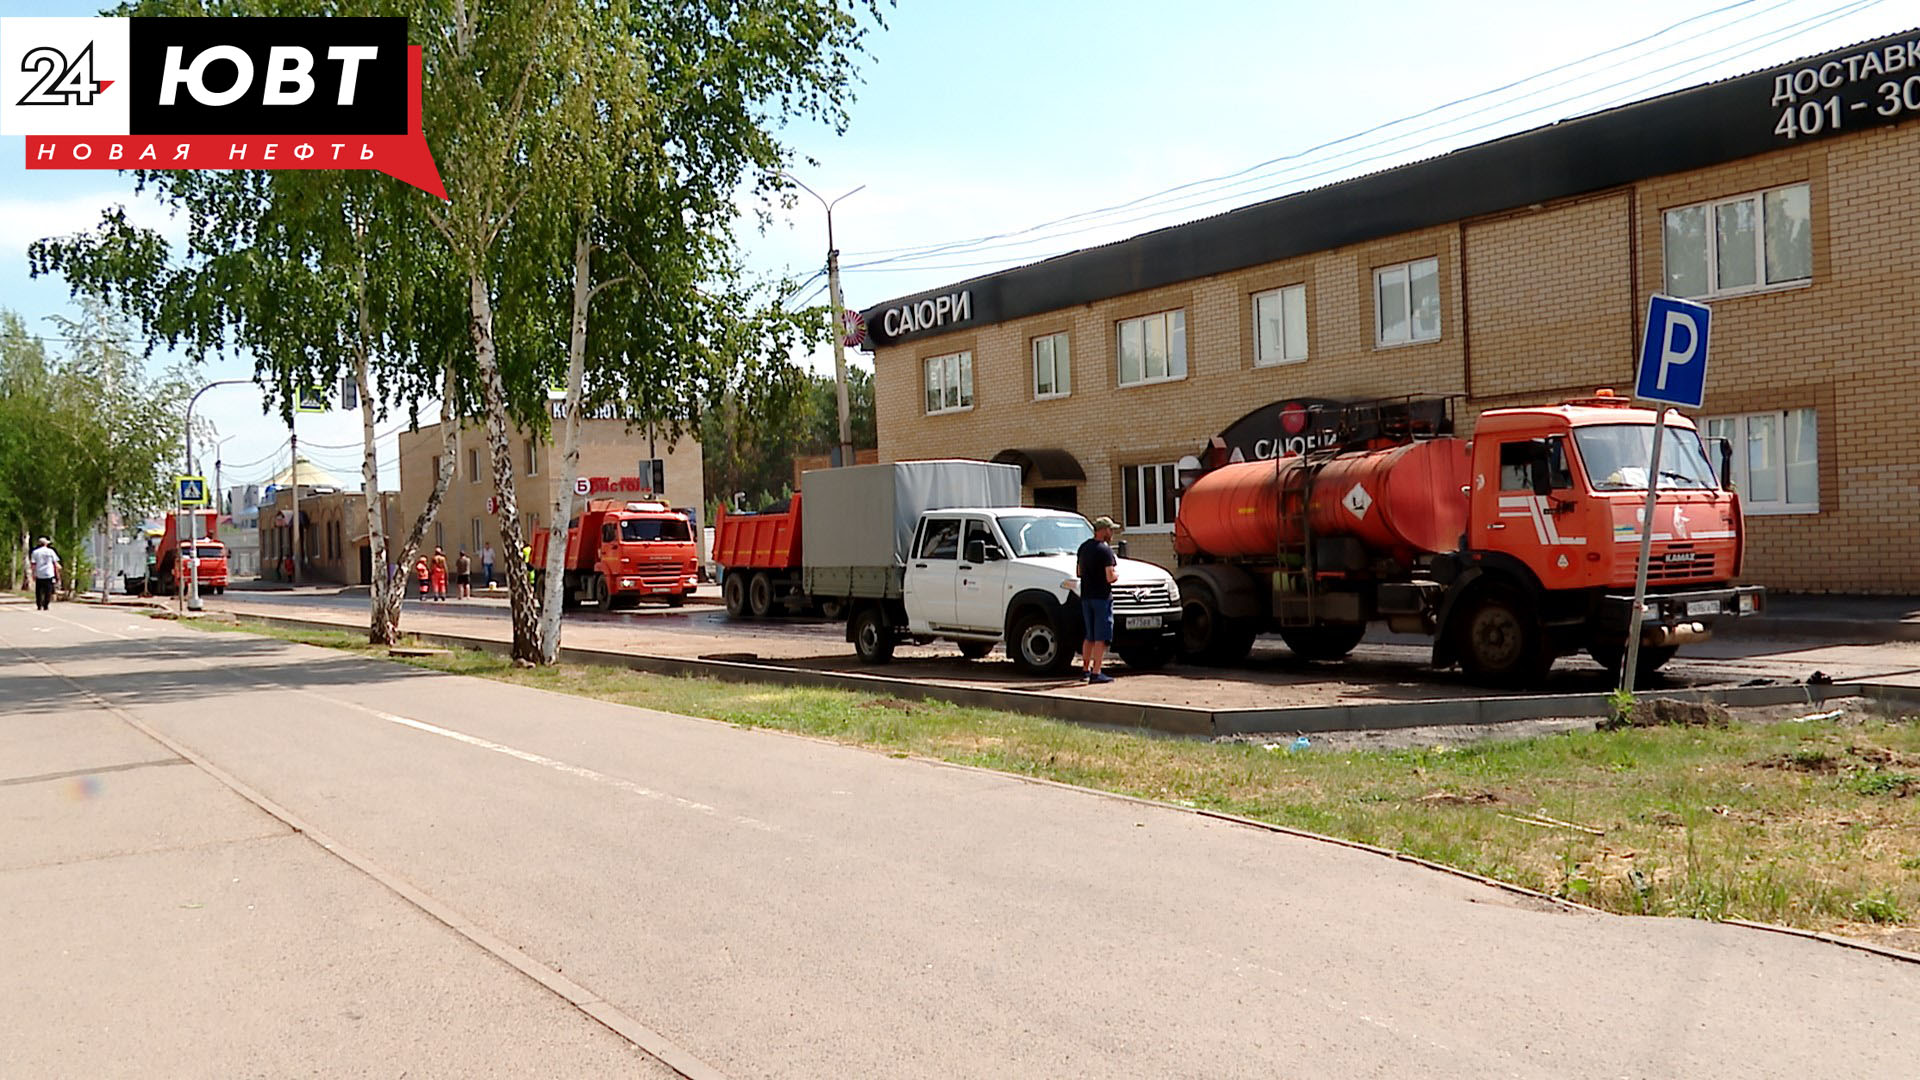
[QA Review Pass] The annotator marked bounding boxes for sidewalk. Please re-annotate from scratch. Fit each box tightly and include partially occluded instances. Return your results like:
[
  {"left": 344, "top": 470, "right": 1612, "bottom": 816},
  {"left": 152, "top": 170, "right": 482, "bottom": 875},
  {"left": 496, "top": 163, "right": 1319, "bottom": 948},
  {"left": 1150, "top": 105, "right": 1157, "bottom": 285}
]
[{"left": 1718, "top": 593, "right": 1920, "bottom": 642}]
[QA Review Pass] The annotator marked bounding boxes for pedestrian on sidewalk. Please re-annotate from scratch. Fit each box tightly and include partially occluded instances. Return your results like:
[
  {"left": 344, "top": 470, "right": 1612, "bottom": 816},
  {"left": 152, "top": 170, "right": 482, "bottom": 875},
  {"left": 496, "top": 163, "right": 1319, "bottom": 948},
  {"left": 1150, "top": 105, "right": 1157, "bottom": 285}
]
[
  {"left": 414, "top": 555, "right": 430, "bottom": 600},
  {"left": 30, "top": 537, "right": 60, "bottom": 610},
  {"left": 481, "top": 541, "right": 495, "bottom": 589},
  {"left": 456, "top": 549, "right": 472, "bottom": 599},
  {"left": 1075, "top": 516, "right": 1120, "bottom": 684},
  {"left": 430, "top": 547, "right": 449, "bottom": 601}
]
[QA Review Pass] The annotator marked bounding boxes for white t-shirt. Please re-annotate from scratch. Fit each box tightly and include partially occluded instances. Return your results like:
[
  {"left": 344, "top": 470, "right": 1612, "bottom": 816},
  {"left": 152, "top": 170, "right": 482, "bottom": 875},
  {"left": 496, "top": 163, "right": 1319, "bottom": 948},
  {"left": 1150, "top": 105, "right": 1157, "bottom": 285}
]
[{"left": 30, "top": 546, "right": 60, "bottom": 580}]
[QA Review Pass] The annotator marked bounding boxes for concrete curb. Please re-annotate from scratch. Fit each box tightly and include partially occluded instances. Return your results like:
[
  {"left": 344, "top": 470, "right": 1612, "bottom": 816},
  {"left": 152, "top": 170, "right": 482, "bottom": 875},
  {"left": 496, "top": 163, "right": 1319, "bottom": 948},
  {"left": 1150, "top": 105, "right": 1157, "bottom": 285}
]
[{"left": 212, "top": 609, "right": 1898, "bottom": 738}]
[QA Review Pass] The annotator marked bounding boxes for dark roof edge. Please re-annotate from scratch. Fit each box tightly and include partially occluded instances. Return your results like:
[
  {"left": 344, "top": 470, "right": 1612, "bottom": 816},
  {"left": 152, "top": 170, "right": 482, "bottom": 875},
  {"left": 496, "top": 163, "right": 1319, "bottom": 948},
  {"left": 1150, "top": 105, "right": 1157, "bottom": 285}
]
[{"left": 860, "top": 26, "right": 1920, "bottom": 347}]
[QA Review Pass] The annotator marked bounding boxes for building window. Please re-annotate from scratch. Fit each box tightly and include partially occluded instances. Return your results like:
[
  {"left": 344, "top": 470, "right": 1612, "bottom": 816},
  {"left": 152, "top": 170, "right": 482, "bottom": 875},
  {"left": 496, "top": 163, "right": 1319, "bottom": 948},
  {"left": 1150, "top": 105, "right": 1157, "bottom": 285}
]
[
  {"left": 1117, "top": 310, "right": 1187, "bottom": 387},
  {"left": 431, "top": 455, "right": 441, "bottom": 482},
  {"left": 467, "top": 448, "right": 481, "bottom": 483},
  {"left": 1664, "top": 183, "right": 1811, "bottom": 299},
  {"left": 1253, "top": 284, "right": 1308, "bottom": 365},
  {"left": 1121, "top": 462, "right": 1180, "bottom": 533},
  {"left": 525, "top": 441, "right": 538, "bottom": 476},
  {"left": 1704, "top": 408, "right": 1818, "bottom": 515},
  {"left": 435, "top": 522, "right": 444, "bottom": 549},
  {"left": 923, "top": 351, "right": 974, "bottom": 415},
  {"left": 472, "top": 518, "right": 482, "bottom": 552},
  {"left": 1375, "top": 258, "right": 1440, "bottom": 346},
  {"left": 1032, "top": 332, "right": 1070, "bottom": 399}
]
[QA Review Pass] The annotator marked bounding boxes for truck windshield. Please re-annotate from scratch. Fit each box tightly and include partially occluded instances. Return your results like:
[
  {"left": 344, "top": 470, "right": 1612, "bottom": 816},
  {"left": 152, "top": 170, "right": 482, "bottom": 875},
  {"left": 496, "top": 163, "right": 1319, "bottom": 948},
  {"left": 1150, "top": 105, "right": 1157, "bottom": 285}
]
[
  {"left": 998, "top": 515, "right": 1094, "bottom": 558},
  {"left": 619, "top": 518, "right": 690, "bottom": 542},
  {"left": 1573, "top": 424, "right": 1718, "bottom": 490},
  {"left": 194, "top": 545, "right": 225, "bottom": 557}
]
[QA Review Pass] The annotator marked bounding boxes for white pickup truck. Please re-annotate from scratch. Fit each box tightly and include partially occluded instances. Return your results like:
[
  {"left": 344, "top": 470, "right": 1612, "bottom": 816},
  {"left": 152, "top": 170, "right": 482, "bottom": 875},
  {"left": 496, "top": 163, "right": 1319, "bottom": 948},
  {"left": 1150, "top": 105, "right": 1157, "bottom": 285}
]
[{"left": 799, "top": 461, "right": 1184, "bottom": 675}]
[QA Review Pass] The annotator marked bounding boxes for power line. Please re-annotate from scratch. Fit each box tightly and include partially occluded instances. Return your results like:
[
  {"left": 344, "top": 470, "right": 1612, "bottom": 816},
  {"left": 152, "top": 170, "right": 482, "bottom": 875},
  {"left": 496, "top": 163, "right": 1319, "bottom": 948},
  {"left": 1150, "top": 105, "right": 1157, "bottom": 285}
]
[
  {"left": 839, "top": 0, "right": 1879, "bottom": 278},
  {"left": 839, "top": 0, "right": 1864, "bottom": 274}
]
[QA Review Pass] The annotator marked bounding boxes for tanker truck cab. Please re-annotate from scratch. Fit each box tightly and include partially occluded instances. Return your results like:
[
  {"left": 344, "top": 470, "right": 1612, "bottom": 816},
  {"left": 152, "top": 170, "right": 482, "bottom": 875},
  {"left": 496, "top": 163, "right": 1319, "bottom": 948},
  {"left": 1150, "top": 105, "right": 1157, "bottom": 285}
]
[
  {"left": 1454, "top": 393, "right": 1762, "bottom": 679},
  {"left": 902, "top": 507, "right": 1183, "bottom": 674}
]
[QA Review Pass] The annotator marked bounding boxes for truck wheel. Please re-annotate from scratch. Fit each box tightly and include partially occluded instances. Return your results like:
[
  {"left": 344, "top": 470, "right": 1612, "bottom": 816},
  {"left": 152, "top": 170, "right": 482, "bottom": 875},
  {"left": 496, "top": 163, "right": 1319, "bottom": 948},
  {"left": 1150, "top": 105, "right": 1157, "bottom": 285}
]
[
  {"left": 666, "top": 593, "right": 686, "bottom": 608},
  {"left": 1457, "top": 589, "right": 1552, "bottom": 686},
  {"left": 851, "top": 607, "right": 894, "bottom": 664},
  {"left": 1117, "top": 640, "right": 1174, "bottom": 671},
  {"left": 957, "top": 639, "right": 994, "bottom": 660},
  {"left": 748, "top": 572, "right": 775, "bottom": 618},
  {"left": 1180, "top": 583, "right": 1255, "bottom": 666},
  {"left": 1589, "top": 641, "right": 1679, "bottom": 680},
  {"left": 1279, "top": 623, "right": 1366, "bottom": 662},
  {"left": 1010, "top": 609, "right": 1075, "bottom": 676},
  {"left": 723, "top": 573, "right": 748, "bottom": 617},
  {"left": 591, "top": 574, "right": 615, "bottom": 614}
]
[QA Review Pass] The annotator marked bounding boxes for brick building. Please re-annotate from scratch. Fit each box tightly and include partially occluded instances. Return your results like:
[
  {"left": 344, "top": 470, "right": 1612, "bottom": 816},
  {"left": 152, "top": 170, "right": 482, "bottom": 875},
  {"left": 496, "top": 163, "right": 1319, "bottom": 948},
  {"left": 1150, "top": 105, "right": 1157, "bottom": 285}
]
[
  {"left": 259, "top": 487, "right": 401, "bottom": 585},
  {"left": 860, "top": 28, "right": 1920, "bottom": 593},
  {"left": 396, "top": 411, "right": 704, "bottom": 570}
]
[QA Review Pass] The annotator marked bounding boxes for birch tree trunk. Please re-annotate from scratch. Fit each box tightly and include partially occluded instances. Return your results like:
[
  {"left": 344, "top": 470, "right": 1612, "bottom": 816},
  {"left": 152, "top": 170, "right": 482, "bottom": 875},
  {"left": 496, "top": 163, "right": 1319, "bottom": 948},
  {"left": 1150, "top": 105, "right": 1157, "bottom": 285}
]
[
  {"left": 468, "top": 267, "right": 541, "bottom": 662},
  {"left": 538, "top": 224, "right": 592, "bottom": 664},
  {"left": 382, "top": 364, "right": 460, "bottom": 638}
]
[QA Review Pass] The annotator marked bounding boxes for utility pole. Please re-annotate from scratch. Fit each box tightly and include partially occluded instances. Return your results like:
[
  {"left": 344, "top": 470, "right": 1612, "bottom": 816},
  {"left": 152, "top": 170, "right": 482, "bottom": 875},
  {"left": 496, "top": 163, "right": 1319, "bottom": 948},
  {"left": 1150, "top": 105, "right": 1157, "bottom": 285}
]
[
  {"left": 786, "top": 175, "right": 865, "bottom": 468},
  {"left": 290, "top": 424, "right": 301, "bottom": 586},
  {"left": 183, "top": 379, "right": 246, "bottom": 613}
]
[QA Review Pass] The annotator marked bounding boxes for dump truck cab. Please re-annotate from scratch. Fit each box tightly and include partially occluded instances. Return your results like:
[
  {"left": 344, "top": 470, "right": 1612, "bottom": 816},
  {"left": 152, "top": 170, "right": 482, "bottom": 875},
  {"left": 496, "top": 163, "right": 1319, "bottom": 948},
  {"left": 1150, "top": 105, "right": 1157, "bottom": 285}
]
[{"left": 535, "top": 499, "right": 699, "bottom": 611}]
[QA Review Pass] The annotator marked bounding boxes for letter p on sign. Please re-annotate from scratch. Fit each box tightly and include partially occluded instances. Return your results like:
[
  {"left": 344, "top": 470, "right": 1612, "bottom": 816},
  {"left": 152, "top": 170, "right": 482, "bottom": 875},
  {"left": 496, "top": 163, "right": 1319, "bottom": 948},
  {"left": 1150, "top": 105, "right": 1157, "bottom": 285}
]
[{"left": 1634, "top": 295, "right": 1711, "bottom": 409}]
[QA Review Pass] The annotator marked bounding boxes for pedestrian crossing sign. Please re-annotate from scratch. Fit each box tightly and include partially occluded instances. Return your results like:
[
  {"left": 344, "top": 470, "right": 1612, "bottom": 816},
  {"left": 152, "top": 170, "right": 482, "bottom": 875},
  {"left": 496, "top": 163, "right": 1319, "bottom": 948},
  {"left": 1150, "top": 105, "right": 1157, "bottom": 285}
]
[
  {"left": 177, "top": 475, "right": 209, "bottom": 507},
  {"left": 295, "top": 387, "right": 329, "bottom": 414}
]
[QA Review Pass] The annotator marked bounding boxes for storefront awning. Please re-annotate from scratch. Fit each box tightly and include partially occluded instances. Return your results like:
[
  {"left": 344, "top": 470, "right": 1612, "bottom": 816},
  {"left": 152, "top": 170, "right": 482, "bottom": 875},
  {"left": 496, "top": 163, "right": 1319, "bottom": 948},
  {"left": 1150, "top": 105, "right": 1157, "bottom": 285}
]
[{"left": 992, "top": 447, "right": 1086, "bottom": 484}]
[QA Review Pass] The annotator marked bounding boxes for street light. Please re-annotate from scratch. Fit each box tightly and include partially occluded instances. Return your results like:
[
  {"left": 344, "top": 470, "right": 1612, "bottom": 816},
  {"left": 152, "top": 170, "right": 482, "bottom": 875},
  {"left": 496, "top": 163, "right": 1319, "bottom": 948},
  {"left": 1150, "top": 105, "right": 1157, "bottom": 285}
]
[
  {"left": 785, "top": 174, "right": 865, "bottom": 469},
  {"left": 182, "top": 379, "right": 248, "bottom": 613}
]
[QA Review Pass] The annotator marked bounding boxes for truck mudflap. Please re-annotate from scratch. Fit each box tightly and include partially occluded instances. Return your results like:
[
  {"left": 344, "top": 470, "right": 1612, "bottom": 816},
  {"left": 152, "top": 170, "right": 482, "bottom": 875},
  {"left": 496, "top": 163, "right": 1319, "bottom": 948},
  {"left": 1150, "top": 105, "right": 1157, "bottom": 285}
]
[{"left": 1597, "top": 585, "right": 1765, "bottom": 636}]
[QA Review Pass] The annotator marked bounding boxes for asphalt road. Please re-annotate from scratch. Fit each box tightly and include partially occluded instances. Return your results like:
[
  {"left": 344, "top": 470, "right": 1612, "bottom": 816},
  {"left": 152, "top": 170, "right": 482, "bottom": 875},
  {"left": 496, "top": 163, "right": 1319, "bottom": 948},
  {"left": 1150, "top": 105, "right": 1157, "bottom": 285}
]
[{"left": 5, "top": 599, "right": 1918, "bottom": 1077}]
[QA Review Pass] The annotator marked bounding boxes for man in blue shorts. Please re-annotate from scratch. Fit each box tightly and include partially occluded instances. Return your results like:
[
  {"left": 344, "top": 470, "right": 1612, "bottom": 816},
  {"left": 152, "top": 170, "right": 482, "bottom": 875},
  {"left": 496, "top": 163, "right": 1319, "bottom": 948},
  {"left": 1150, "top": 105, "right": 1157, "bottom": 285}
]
[{"left": 1076, "top": 516, "right": 1120, "bottom": 683}]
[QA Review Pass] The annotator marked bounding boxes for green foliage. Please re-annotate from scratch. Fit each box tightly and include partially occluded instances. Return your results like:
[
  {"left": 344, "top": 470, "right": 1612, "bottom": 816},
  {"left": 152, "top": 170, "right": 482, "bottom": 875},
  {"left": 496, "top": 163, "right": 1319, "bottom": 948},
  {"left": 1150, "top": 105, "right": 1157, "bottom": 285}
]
[
  {"left": 0, "top": 304, "right": 188, "bottom": 587},
  {"left": 702, "top": 362, "right": 874, "bottom": 511},
  {"left": 1606, "top": 688, "right": 1636, "bottom": 727},
  {"left": 1845, "top": 769, "right": 1920, "bottom": 797}
]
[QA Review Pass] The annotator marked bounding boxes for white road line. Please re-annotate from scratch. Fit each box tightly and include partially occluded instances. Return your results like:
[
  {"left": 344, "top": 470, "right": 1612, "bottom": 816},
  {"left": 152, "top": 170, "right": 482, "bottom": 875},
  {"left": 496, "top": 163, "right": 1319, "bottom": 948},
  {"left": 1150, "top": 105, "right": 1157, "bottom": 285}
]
[{"left": 27, "top": 604, "right": 777, "bottom": 832}]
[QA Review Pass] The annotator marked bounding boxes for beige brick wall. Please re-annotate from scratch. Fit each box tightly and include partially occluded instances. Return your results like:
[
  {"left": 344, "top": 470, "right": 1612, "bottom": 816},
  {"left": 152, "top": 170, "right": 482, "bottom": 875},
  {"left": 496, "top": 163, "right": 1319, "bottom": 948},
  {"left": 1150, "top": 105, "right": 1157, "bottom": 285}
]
[
  {"left": 397, "top": 418, "right": 704, "bottom": 562},
  {"left": 873, "top": 123, "right": 1920, "bottom": 593}
]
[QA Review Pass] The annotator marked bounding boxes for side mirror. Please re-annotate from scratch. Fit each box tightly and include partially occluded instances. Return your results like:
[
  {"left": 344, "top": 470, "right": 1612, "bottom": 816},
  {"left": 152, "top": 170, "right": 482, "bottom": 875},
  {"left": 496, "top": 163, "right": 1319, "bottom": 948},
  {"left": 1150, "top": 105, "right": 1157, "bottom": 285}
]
[
  {"left": 1708, "top": 437, "right": 1735, "bottom": 489},
  {"left": 1528, "top": 458, "right": 1554, "bottom": 497},
  {"left": 983, "top": 542, "right": 1004, "bottom": 562},
  {"left": 964, "top": 540, "right": 986, "bottom": 564}
]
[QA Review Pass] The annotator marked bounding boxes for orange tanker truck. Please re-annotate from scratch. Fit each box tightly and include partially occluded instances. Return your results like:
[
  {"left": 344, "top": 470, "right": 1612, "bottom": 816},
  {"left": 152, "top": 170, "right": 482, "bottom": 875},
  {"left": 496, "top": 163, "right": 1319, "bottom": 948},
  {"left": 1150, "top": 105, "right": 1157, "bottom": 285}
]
[
  {"left": 530, "top": 499, "right": 699, "bottom": 611},
  {"left": 151, "top": 509, "right": 229, "bottom": 595},
  {"left": 1173, "top": 394, "right": 1763, "bottom": 684}
]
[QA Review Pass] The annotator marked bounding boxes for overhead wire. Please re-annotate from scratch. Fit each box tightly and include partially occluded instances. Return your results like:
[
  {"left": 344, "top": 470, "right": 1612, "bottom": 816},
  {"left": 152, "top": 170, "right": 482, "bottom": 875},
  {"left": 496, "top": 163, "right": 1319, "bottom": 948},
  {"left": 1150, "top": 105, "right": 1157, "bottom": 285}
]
[{"left": 837, "top": 0, "right": 1876, "bottom": 276}]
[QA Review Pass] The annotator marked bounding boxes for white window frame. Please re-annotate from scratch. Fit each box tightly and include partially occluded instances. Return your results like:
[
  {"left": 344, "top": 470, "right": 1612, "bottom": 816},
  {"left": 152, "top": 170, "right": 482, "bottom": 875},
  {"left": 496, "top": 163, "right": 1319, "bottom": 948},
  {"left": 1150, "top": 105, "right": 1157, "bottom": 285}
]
[
  {"left": 1032, "top": 332, "right": 1070, "bottom": 400},
  {"left": 525, "top": 441, "right": 538, "bottom": 476},
  {"left": 923, "top": 350, "right": 974, "bottom": 415},
  {"left": 1373, "top": 257, "right": 1441, "bottom": 347},
  {"left": 1252, "top": 283, "right": 1309, "bottom": 366},
  {"left": 1704, "top": 408, "right": 1818, "bottom": 515},
  {"left": 1121, "top": 462, "right": 1180, "bottom": 534},
  {"left": 1662, "top": 182, "right": 1811, "bottom": 300},
  {"left": 1115, "top": 309, "right": 1188, "bottom": 388}
]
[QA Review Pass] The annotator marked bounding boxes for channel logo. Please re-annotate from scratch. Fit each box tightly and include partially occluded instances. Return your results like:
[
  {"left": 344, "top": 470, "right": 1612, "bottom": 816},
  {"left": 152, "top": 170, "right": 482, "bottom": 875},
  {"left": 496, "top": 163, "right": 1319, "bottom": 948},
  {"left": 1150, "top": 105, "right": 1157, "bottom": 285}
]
[{"left": 0, "top": 16, "right": 444, "bottom": 198}]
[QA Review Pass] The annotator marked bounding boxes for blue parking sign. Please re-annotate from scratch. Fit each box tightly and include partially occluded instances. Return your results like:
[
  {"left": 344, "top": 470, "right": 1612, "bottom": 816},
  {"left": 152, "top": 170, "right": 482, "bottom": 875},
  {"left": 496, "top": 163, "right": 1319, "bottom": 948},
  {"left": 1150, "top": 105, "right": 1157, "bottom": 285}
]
[{"left": 1635, "top": 295, "right": 1712, "bottom": 409}]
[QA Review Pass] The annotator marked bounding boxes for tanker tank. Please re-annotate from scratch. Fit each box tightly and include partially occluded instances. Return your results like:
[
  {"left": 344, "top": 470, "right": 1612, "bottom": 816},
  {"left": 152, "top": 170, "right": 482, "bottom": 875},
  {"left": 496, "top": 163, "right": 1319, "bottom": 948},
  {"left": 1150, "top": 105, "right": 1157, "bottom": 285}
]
[{"left": 1173, "top": 439, "right": 1471, "bottom": 561}]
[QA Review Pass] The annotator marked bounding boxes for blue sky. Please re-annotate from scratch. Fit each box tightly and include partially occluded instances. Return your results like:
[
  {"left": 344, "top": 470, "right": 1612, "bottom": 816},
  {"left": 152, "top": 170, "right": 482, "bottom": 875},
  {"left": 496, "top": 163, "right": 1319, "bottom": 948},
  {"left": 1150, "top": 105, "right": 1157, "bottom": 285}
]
[{"left": 0, "top": 0, "right": 1908, "bottom": 491}]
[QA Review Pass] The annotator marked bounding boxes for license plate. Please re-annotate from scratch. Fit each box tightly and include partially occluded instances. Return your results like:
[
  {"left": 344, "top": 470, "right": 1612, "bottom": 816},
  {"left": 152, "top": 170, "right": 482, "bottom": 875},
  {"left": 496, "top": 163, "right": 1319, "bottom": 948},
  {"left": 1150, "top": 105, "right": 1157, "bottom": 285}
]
[
  {"left": 1687, "top": 600, "right": 1721, "bottom": 617},
  {"left": 1125, "top": 615, "right": 1162, "bottom": 630}
]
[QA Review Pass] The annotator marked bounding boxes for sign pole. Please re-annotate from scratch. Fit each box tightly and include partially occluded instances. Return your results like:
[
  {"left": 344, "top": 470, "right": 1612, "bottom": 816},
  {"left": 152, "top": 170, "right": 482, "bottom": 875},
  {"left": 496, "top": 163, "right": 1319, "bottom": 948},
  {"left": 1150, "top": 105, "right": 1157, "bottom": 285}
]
[{"left": 1619, "top": 408, "right": 1668, "bottom": 695}]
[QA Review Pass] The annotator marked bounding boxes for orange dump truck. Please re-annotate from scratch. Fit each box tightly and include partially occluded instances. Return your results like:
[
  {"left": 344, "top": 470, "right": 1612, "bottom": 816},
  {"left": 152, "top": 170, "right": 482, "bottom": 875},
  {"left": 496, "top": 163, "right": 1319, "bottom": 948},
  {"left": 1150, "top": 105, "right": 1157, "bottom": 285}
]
[
  {"left": 152, "top": 509, "right": 229, "bottom": 595},
  {"left": 710, "top": 495, "right": 807, "bottom": 617},
  {"left": 530, "top": 499, "right": 699, "bottom": 611},
  {"left": 1174, "top": 394, "right": 1764, "bottom": 684}
]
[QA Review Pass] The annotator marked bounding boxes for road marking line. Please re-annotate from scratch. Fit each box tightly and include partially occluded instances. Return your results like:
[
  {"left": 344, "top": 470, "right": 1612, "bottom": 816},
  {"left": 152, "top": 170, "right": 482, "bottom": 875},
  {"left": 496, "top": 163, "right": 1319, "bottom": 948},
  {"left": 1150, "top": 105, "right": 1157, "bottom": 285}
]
[{"left": 0, "top": 621, "right": 732, "bottom": 1080}]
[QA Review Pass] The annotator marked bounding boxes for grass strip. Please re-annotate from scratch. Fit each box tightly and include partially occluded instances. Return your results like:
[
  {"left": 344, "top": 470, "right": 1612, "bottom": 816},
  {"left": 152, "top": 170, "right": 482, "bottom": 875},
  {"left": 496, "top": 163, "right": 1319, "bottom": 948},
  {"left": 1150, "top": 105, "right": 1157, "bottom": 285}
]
[{"left": 188, "top": 616, "right": 1920, "bottom": 941}]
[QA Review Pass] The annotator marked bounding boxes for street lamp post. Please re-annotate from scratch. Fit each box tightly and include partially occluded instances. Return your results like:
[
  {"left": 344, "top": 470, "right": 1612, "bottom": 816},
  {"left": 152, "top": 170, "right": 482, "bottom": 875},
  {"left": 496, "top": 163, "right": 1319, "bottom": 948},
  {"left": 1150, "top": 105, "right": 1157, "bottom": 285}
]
[
  {"left": 786, "top": 175, "right": 865, "bottom": 468},
  {"left": 182, "top": 380, "right": 248, "bottom": 613}
]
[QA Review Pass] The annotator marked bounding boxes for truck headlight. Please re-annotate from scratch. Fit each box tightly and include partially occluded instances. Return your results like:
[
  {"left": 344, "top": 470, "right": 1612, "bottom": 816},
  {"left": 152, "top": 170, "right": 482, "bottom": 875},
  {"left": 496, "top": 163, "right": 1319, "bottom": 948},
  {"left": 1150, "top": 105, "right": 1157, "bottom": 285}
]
[{"left": 1738, "top": 593, "right": 1758, "bottom": 614}]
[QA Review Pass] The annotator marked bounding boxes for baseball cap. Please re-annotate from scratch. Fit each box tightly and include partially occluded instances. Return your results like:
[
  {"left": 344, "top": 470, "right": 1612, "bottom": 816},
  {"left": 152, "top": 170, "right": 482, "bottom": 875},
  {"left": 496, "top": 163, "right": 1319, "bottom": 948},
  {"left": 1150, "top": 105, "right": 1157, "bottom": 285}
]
[{"left": 1090, "top": 516, "right": 1120, "bottom": 533}]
